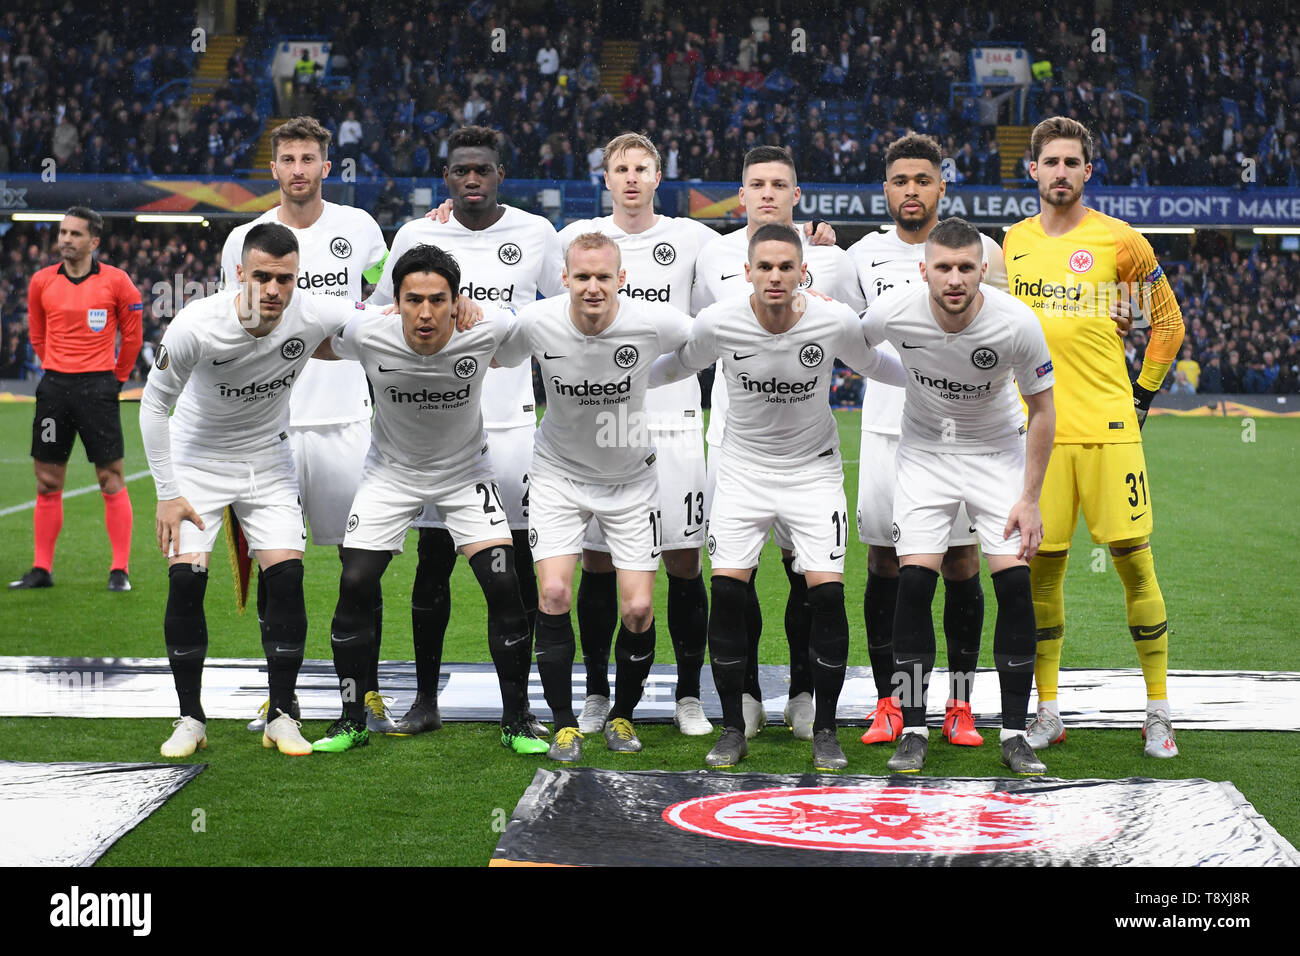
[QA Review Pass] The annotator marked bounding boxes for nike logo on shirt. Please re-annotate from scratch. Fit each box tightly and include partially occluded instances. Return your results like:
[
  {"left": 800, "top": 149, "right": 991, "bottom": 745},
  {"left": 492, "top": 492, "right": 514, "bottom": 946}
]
[
  {"left": 377, "top": 364, "right": 403, "bottom": 373},
  {"left": 543, "top": 352, "right": 566, "bottom": 360},
  {"left": 901, "top": 342, "right": 924, "bottom": 349},
  {"left": 733, "top": 351, "right": 759, "bottom": 361},
  {"left": 720, "top": 273, "right": 741, "bottom": 281},
  {"left": 212, "top": 357, "right": 237, "bottom": 366},
  {"left": 871, "top": 259, "right": 896, "bottom": 267}
]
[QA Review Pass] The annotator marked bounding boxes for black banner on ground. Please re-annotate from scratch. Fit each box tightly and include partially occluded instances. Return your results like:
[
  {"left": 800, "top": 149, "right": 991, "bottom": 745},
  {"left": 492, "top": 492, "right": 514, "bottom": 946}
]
[{"left": 492, "top": 769, "right": 1299, "bottom": 867}]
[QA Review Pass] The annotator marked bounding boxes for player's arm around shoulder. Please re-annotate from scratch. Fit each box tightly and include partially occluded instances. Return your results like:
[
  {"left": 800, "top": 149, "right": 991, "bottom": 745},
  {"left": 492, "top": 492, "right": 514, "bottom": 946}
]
[
  {"left": 835, "top": 300, "right": 903, "bottom": 385},
  {"left": 491, "top": 301, "right": 537, "bottom": 368},
  {"left": 650, "top": 305, "right": 717, "bottom": 386}
]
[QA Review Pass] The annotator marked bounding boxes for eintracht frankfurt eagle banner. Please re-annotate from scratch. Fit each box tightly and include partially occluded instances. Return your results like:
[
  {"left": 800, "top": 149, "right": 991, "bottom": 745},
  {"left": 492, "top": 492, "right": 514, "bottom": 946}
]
[{"left": 491, "top": 769, "right": 1299, "bottom": 867}]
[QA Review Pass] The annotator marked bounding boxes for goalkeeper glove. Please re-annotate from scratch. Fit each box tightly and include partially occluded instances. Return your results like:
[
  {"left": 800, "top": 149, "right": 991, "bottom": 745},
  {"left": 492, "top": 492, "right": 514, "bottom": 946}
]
[{"left": 1133, "top": 382, "right": 1157, "bottom": 430}]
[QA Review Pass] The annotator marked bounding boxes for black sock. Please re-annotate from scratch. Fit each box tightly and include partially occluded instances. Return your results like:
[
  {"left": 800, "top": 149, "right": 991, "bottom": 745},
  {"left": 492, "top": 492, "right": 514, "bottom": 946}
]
[
  {"left": 411, "top": 527, "right": 455, "bottom": 697},
  {"left": 893, "top": 565, "right": 939, "bottom": 727},
  {"left": 535, "top": 610, "right": 577, "bottom": 728},
  {"left": 709, "top": 576, "right": 750, "bottom": 731},
  {"left": 864, "top": 570, "right": 899, "bottom": 700},
  {"left": 992, "top": 565, "right": 1036, "bottom": 732},
  {"left": 331, "top": 550, "right": 389, "bottom": 723},
  {"left": 782, "top": 556, "right": 813, "bottom": 698},
  {"left": 943, "top": 573, "right": 983, "bottom": 703},
  {"left": 165, "top": 564, "right": 209, "bottom": 721},
  {"left": 807, "top": 581, "right": 848, "bottom": 732},
  {"left": 470, "top": 545, "right": 530, "bottom": 725},
  {"left": 610, "top": 620, "right": 656, "bottom": 720},
  {"left": 511, "top": 529, "right": 538, "bottom": 639},
  {"left": 262, "top": 558, "right": 308, "bottom": 720},
  {"left": 667, "top": 572, "right": 707, "bottom": 700},
  {"left": 575, "top": 568, "right": 616, "bottom": 698},
  {"left": 742, "top": 567, "right": 763, "bottom": 699},
  {"left": 369, "top": 587, "right": 383, "bottom": 697}
]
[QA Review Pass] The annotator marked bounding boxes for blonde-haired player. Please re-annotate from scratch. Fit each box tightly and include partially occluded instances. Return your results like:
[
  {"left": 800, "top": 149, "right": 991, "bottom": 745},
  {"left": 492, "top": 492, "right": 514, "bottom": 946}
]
[{"left": 1004, "top": 117, "right": 1185, "bottom": 757}]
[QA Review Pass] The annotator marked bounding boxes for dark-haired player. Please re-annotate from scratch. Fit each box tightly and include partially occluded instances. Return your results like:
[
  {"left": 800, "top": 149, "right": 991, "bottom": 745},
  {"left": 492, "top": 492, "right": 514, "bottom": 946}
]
[
  {"left": 656, "top": 224, "right": 904, "bottom": 770},
  {"left": 311, "top": 244, "right": 545, "bottom": 755},
  {"left": 143, "top": 223, "right": 367, "bottom": 758},
  {"left": 1005, "top": 117, "right": 1185, "bottom": 757},
  {"left": 861, "top": 218, "right": 1056, "bottom": 776},
  {"left": 13, "top": 206, "right": 142, "bottom": 592},
  {"left": 371, "top": 125, "right": 564, "bottom": 736},
  {"left": 693, "top": 146, "right": 863, "bottom": 741},
  {"left": 220, "top": 117, "right": 392, "bottom": 733},
  {"left": 846, "top": 134, "right": 1007, "bottom": 749}
]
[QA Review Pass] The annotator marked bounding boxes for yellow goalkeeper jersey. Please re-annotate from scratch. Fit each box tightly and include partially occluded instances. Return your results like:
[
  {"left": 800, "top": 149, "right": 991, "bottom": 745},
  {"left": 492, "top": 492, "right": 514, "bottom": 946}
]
[{"left": 1004, "top": 208, "right": 1184, "bottom": 444}]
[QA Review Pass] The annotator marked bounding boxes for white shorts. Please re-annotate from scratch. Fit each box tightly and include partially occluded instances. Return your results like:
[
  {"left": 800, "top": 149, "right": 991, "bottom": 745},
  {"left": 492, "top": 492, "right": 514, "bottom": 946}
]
[
  {"left": 856, "top": 430, "right": 978, "bottom": 548},
  {"left": 586, "top": 428, "right": 706, "bottom": 553},
  {"left": 415, "top": 423, "right": 534, "bottom": 532},
  {"left": 529, "top": 467, "right": 662, "bottom": 572},
  {"left": 707, "top": 457, "right": 848, "bottom": 575},
  {"left": 343, "top": 454, "right": 507, "bottom": 553},
  {"left": 893, "top": 442, "right": 1026, "bottom": 557},
  {"left": 291, "top": 419, "right": 371, "bottom": 546},
  {"left": 706, "top": 439, "right": 793, "bottom": 551},
  {"left": 173, "top": 449, "right": 307, "bottom": 557}
]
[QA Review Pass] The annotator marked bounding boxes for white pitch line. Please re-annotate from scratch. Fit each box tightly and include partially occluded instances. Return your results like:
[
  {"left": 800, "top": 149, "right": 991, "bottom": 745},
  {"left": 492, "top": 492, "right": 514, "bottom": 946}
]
[{"left": 0, "top": 470, "right": 152, "bottom": 517}]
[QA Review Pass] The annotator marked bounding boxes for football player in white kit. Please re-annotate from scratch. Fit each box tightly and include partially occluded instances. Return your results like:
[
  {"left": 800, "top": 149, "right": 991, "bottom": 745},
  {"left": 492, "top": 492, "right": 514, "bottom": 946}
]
[
  {"left": 846, "top": 134, "right": 1007, "bottom": 750},
  {"left": 493, "top": 233, "right": 693, "bottom": 762},
  {"left": 370, "top": 126, "right": 564, "bottom": 736},
  {"left": 655, "top": 224, "right": 905, "bottom": 770},
  {"left": 143, "top": 223, "right": 367, "bottom": 758},
  {"left": 556, "top": 133, "right": 718, "bottom": 738},
  {"left": 220, "top": 117, "right": 392, "bottom": 734},
  {"left": 860, "top": 218, "right": 1056, "bottom": 776},
  {"left": 309, "top": 244, "right": 548, "bottom": 756},
  {"left": 693, "top": 146, "right": 864, "bottom": 741}
]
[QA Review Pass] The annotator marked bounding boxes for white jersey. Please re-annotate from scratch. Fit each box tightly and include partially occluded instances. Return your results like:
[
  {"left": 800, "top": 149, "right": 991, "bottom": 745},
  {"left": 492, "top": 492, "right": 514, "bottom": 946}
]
[
  {"left": 860, "top": 283, "right": 1054, "bottom": 454},
  {"left": 558, "top": 214, "right": 717, "bottom": 430},
  {"left": 140, "top": 289, "right": 363, "bottom": 499},
  {"left": 371, "top": 206, "right": 565, "bottom": 429},
  {"left": 331, "top": 307, "right": 515, "bottom": 487},
  {"left": 495, "top": 295, "right": 692, "bottom": 484},
  {"left": 848, "top": 229, "right": 1007, "bottom": 436},
  {"left": 692, "top": 226, "right": 865, "bottom": 445},
  {"left": 678, "top": 294, "right": 887, "bottom": 472},
  {"left": 220, "top": 200, "right": 388, "bottom": 427}
]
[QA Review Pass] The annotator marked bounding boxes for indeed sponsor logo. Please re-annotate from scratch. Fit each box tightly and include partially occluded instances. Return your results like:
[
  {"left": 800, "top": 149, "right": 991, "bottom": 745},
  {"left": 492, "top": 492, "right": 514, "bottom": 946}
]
[
  {"left": 910, "top": 368, "right": 991, "bottom": 392},
  {"left": 297, "top": 268, "right": 349, "bottom": 290},
  {"left": 385, "top": 384, "right": 472, "bottom": 403},
  {"left": 551, "top": 375, "right": 631, "bottom": 397},
  {"left": 1012, "top": 276, "right": 1087, "bottom": 301},
  {"left": 739, "top": 374, "right": 817, "bottom": 395},
  {"left": 461, "top": 282, "right": 514, "bottom": 302},
  {"left": 217, "top": 371, "right": 295, "bottom": 398},
  {"left": 618, "top": 284, "right": 671, "bottom": 302}
]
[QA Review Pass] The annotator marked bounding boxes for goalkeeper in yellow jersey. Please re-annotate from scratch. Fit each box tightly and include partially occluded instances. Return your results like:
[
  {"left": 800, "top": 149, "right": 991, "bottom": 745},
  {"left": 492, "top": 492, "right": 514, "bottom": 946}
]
[{"left": 1004, "top": 116, "right": 1184, "bottom": 758}]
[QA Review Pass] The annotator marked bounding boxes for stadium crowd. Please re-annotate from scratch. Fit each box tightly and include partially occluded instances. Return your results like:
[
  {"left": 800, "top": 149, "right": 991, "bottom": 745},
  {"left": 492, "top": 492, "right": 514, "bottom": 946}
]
[{"left": 3, "top": 2, "right": 1299, "bottom": 186}]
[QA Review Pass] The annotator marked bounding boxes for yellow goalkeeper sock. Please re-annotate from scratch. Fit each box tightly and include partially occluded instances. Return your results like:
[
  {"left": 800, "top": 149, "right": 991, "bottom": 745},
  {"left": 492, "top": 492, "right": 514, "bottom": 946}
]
[
  {"left": 1029, "top": 551, "right": 1068, "bottom": 703},
  {"left": 1111, "top": 542, "right": 1168, "bottom": 700}
]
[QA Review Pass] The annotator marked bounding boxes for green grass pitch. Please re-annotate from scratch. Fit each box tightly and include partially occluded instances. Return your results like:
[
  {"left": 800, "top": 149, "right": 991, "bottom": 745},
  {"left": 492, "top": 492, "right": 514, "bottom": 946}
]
[{"left": 0, "top": 403, "right": 1297, "bottom": 864}]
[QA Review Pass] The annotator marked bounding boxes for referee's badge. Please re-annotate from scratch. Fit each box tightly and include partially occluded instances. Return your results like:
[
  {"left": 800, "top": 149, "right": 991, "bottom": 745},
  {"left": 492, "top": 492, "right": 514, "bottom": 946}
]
[{"left": 87, "top": 308, "right": 108, "bottom": 332}]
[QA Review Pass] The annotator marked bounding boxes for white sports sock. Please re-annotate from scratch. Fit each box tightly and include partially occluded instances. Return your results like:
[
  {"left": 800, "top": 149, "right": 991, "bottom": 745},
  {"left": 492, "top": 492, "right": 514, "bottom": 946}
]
[
  {"left": 1147, "top": 698, "right": 1170, "bottom": 717},
  {"left": 902, "top": 726, "right": 929, "bottom": 739},
  {"left": 1000, "top": 729, "right": 1028, "bottom": 744},
  {"left": 1038, "top": 699, "right": 1060, "bottom": 716}
]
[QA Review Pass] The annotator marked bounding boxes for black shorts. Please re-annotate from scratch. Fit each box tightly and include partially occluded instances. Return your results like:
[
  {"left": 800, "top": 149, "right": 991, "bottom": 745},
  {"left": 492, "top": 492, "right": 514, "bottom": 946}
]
[{"left": 31, "top": 370, "right": 125, "bottom": 465}]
